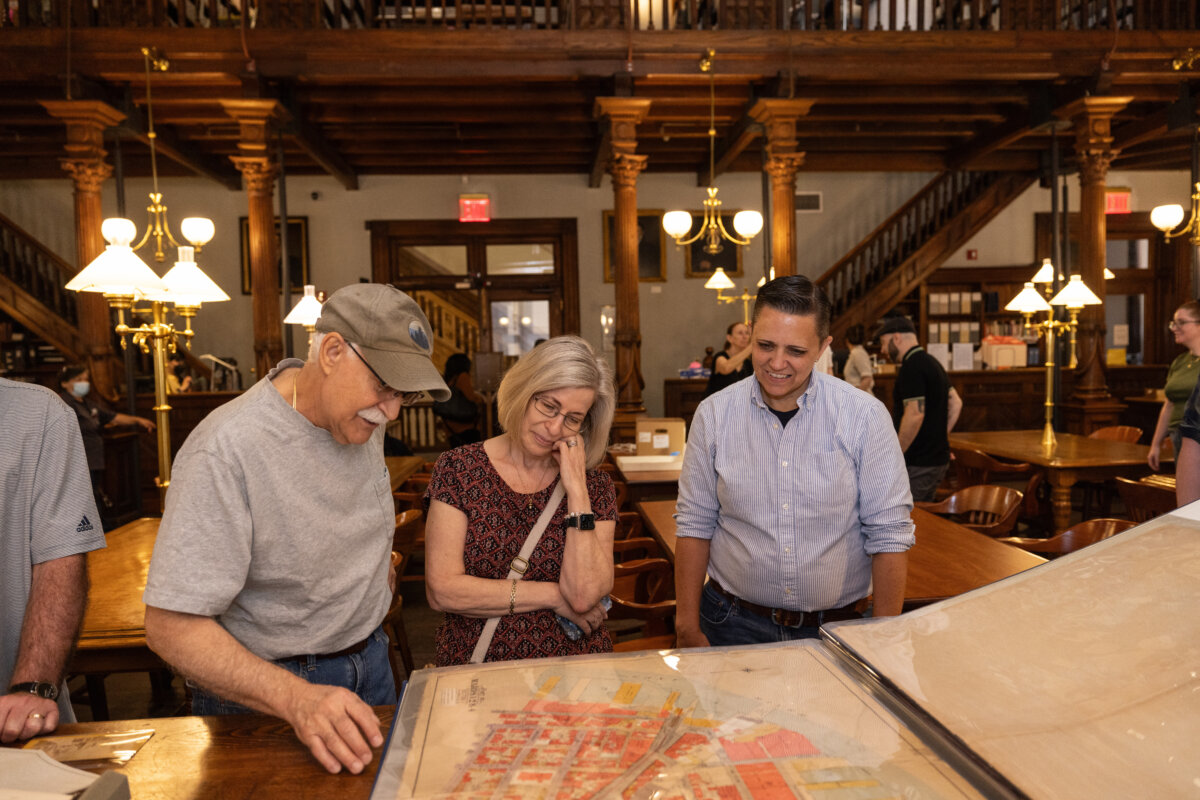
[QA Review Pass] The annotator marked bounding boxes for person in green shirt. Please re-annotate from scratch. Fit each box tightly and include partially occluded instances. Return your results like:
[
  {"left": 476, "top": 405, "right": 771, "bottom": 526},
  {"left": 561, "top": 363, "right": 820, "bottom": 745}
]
[{"left": 1148, "top": 300, "right": 1200, "bottom": 471}]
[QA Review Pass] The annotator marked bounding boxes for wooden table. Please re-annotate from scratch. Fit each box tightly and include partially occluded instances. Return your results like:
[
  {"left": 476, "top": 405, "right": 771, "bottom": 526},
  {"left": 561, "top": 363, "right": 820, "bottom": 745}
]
[
  {"left": 635, "top": 501, "right": 1045, "bottom": 605},
  {"left": 73, "top": 517, "right": 164, "bottom": 719},
  {"left": 950, "top": 430, "right": 1157, "bottom": 532},
  {"left": 612, "top": 463, "right": 681, "bottom": 505},
  {"left": 386, "top": 455, "right": 426, "bottom": 491},
  {"left": 8, "top": 709, "right": 394, "bottom": 800}
]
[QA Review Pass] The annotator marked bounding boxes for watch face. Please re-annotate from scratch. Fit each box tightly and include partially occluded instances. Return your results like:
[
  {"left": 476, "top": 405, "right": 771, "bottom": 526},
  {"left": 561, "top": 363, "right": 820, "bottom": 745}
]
[{"left": 10, "top": 681, "right": 58, "bottom": 700}]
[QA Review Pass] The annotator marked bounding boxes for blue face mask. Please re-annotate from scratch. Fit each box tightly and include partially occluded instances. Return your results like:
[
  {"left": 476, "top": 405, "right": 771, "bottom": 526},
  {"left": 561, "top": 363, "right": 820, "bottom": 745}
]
[{"left": 70, "top": 381, "right": 90, "bottom": 398}]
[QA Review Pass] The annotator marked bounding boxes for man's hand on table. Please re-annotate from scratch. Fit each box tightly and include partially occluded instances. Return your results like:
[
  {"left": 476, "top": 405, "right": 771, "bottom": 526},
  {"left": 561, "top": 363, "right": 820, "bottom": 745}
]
[
  {"left": 675, "top": 627, "right": 711, "bottom": 649},
  {"left": 284, "top": 683, "right": 384, "bottom": 774},
  {"left": 0, "top": 693, "right": 58, "bottom": 743}
]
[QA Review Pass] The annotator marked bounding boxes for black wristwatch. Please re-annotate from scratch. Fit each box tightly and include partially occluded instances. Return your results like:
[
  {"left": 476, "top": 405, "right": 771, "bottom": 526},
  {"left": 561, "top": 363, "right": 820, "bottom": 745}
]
[
  {"left": 564, "top": 512, "right": 596, "bottom": 531},
  {"left": 9, "top": 681, "right": 59, "bottom": 700}
]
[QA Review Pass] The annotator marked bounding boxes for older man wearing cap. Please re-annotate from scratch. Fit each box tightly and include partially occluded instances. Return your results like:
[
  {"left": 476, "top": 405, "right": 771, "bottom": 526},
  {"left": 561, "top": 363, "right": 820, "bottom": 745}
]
[
  {"left": 144, "top": 284, "right": 449, "bottom": 775},
  {"left": 876, "top": 314, "right": 963, "bottom": 502}
]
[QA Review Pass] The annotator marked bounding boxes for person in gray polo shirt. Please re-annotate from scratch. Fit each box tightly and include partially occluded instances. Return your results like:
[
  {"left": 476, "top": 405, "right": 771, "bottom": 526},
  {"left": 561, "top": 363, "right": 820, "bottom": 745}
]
[{"left": 143, "top": 284, "right": 449, "bottom": 775}]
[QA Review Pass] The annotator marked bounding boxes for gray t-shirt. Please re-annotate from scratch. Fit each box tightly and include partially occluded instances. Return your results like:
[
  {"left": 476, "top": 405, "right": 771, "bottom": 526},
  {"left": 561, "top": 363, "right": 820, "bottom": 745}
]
[
  {"left": 143, "top": 360, "right": 394, "bottom": 661},
  {"left": 1, "top": 379, "right": 105, "bottom": 721}
]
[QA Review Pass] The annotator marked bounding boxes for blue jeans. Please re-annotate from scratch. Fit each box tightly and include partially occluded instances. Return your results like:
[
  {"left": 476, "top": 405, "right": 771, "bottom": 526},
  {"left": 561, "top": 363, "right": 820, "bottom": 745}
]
[
  {"left": 190, "top": 626, "right": 396, "bottom": 715},
  {"left": 699, "top": 582, "right": 863, "bottom": 645}
]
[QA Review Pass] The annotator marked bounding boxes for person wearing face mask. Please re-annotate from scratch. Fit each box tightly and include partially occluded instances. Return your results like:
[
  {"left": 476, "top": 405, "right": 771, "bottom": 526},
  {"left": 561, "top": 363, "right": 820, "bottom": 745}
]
[
  {"left": 675, "top": 277, "right": 913, "bottom": 649},
  {"left": 57, "top": 364, "right": 156, "bottom": 518},
  {"left": 142, "top": 284, "right": 450, "bottom": 777},
  {"left": 876, "top": 315, "right": 963, "bottom": 502}
]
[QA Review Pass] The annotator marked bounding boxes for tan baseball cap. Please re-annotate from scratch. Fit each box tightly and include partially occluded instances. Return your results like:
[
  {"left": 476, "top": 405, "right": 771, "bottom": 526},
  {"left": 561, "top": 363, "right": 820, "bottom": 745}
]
[{"left": 316, "top": 284, "right": 451, "bottom": 401}]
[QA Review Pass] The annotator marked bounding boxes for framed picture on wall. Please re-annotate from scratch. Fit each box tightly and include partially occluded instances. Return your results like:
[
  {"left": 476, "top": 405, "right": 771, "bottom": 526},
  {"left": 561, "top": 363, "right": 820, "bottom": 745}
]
[
  {"left": 682, "top": 212, "right": 744, "bottom": 279},
  {"left": 240, "top": 216, "right": 310, "bottom": 295},
  {"left": 602, "top": 209, "right": 667, "bottom": 283}
]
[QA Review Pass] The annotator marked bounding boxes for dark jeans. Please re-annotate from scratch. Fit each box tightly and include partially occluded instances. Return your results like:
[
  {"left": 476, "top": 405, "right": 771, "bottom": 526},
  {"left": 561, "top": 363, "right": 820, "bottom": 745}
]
[
  {"left": 699, "top": 582, "right": 848, "bottom": 644},
  {"left": 190, "top": 626, "right": 396, "bottom": 715},
  {"left": 907, "top": 462, "right": 948, "bottom": 503}
]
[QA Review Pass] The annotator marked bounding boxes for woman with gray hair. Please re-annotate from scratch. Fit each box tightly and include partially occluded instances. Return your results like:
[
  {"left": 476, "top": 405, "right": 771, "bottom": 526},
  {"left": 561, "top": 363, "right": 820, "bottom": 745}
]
[{"left": 423, "top": 335, "right": 618, "bottom": 665}]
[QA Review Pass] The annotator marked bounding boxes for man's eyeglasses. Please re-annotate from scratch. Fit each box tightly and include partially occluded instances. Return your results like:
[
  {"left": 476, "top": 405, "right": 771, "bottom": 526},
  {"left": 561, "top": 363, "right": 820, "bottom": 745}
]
[
  {"left": 532, "top": 394, "right": 587, "bottom": 433},
  {"left": 1168, "top": 319, "right": 1200, "bottom": 331},
  {"left": 348, "top": 345, "right": 424, "bottom": 406}
]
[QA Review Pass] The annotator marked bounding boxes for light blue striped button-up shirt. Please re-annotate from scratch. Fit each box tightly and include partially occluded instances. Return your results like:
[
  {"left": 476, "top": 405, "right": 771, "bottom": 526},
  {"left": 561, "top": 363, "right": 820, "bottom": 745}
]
[{"left": 675, "top": 370, "right": 914, "bottom": 611}]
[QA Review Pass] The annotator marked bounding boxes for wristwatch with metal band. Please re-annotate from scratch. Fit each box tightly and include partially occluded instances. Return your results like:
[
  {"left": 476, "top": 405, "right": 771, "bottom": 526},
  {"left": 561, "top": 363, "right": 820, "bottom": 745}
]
[
  {"left": 9, "top": 681, "right": 59, "bottom": 700},
  {"left": 564, "top": 512, "right": 596, "bottom": 531}
]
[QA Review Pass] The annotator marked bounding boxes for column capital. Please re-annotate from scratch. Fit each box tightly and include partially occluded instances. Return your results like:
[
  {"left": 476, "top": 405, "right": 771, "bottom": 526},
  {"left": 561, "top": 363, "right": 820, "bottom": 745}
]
[
  {"left": 766, "top": 153, "right": 806, "bottom": 184},
  {"left": 1057, "top": 96, "right": 1132, "bottom": 187},
  {"left": 594, "top": 98, "right": 652, "bottom": 157},
  {"left": 230, "top": 156, "right": 278, "bottom": 194},
  {"left": 220, "top": 99, "right": 289, "bottom": 158},
  {"left": 748, "top": 98, "right": 815, "bottom": 155},
  {"left": 608, "top": 153, "right": 648, "bottom": 187},
  {"left": 61, "top": 159, "right": 113, "bottom": 193},
  {"left": 40, "top": 100, "right": 126, "bottom": 177}
]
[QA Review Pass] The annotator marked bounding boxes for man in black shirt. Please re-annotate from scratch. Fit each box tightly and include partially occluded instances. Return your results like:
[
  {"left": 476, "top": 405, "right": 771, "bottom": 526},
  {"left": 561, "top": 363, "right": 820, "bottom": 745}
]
[{"left": 877, "top": 316, "right": 963, "bottom": 501}]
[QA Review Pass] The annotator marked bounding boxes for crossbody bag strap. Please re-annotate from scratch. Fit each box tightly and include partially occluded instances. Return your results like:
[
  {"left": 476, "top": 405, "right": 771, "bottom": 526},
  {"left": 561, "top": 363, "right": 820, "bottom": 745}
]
[{"left": 470, "top": 481, "right": 566, "bottom": 664}]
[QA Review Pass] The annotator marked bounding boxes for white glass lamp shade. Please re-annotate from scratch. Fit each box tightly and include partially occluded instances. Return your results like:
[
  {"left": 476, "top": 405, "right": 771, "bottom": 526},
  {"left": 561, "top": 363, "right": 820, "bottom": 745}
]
[
  {"left": 180, "top": 217, "right": 216, "bottom": 248},
  {"left": 1104, "top": 267, "right": 1115, "bottom": 279},
  {"left": 732, "top": 210, "right": 763, "bottom": 238},
  {"left": 704, "top": 267, "right": 736, "bottom": 291},
  {"left": 1150, "top": 204, "right": 1185, "bottom": 233},
  {"left": 662, "top": 210, "right": 693, "bottom": 238},
  {"left": 1031, "top": 257, "right": 1056, "bottom": 284},
  {"left": 152, "top": 247, "right": 230, "bottom": 305},
  {"left": 100, "top": 217, "right": 137, "bottom": 247},
  {"left": 1049, "top": 275, "right": 1102, "bottom": 309},
  {"left": 284, "top": 284, "right": 323, "bottom": 326},
  {"left": 1005, "top": 282, "right": 1052, "bottom": 313},
  {"left": 65, "top": 240, "right": 166, "bottom": 297}
]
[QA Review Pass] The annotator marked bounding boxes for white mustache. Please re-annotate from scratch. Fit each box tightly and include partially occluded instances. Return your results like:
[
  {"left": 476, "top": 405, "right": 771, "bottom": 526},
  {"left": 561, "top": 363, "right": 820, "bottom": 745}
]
[{"left": 358, "top": 407, "right": 388, "bottom": 425}]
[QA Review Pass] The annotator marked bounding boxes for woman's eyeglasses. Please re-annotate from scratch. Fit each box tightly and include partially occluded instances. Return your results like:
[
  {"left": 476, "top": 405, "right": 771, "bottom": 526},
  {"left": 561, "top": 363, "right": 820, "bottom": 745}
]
[
  {"left": 1168, "top": 319, "right": 1200, "bottom": 331},
  {"left": 349, "top": 345, "right": 424, "bottom": 406},
  {"left": 532, "top": 395, "right": 587, "bottom": 432}
]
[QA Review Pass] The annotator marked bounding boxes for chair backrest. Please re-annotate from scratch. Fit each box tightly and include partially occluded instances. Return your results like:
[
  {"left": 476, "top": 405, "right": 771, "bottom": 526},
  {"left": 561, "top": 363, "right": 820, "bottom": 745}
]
[
  {"left": 1115, "top": 476, "right": 1176, "bottom": 522},
  {"left": 609, "top": 558, "right": 676, "bottom": 651},
  {"left": 1000, "top": 517, "right": 1137, "bottom": 556},
  {"left": 1088, "top": 425, "right": 1142, "bottom": 444},
  {"left": 393, "top": 508, "right": 425, "bottom": 553},
  {"left": 951, "top": 447, "right": 1032, "bottom": 488},
  {"left": 924, "top": 484, "right": 1024, "bottom": 536}
]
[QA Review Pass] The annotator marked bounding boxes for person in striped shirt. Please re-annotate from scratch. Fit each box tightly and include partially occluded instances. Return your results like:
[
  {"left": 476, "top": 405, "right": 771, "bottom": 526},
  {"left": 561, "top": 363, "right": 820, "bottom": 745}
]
[{"left": 674, "top": 276, "right": 915, "bottom": 647}]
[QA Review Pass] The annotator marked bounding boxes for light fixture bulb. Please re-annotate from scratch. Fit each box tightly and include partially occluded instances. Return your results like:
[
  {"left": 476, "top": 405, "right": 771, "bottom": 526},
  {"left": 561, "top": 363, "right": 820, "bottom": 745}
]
[
  {"left": 180, "top": 217, "right": 215, "bottom": 248},
  {"left": 1104, "top": 267, "right": 1115, "bottom": 279},
  {"left": 101, "top": 218, "right": 137, "bottom": 247},
  {"left": 704, "top": 267, "right": 735, "bottom": 291},
  {"left": 1005, "top": 282, "right": 1052, "bottom": 313},
  {"left": 1150, "top": 203, "right": 1185, "bottom": 232},
  {"left": 1031, "top": 258, "right": 1056, "bottom": 284},
  {"left": 732, "top": 210, "right": 763, "bottom": 238},
  {"left": 662, "top": 211, "right": 693, "bottom": 238}
]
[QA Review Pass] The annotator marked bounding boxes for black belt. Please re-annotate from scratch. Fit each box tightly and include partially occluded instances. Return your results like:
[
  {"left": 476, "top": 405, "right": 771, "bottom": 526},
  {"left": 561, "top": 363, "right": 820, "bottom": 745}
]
[
  {"left": 278, "top": 636, "right": 370, "bottom": 665},
  {"left": 709, "top": 580, "right": 863, "bottom": 628}
]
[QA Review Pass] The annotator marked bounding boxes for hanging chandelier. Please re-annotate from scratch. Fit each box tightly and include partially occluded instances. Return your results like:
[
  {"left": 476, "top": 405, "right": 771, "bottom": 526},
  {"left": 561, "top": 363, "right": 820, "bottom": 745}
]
[
  {"left": 127, "top": 47, "right": 215, "bottom": 262},
  {"left": 662, "top": 50, "right": 763, "bottom": 253}
]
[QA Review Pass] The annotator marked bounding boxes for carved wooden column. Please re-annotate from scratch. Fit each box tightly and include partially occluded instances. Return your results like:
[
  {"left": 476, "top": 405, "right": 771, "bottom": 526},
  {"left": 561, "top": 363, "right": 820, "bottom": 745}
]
[
  {"left": 221, "top": 99, "right": 287, "bottom": 380},
  {"left": 749, "top": 99, "right": 814, "bottom": 277},
  {"left": 41, "top": 100, "right": 127, "bottom": 401},
  {"left": 1058, "top": 97, "right": 1132, "bottom": 434},
  {"left": 595, "top": 98, "right": 651, "bottom": 442}
]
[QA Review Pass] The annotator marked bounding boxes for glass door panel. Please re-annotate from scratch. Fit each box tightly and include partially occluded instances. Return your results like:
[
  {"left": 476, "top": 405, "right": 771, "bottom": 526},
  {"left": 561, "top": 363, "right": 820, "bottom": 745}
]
[
  {"left": 1105, "top": 293, "right": 1144, "bottom": 365},
  {"left": 485, "top": 243, "right": 556, "bottom": 276},
  {"left": 490, "top": 300, "right": 550, "bottom": 356},
  {"left": 393, "top": 244, "right": 470, "bottom": 277}
]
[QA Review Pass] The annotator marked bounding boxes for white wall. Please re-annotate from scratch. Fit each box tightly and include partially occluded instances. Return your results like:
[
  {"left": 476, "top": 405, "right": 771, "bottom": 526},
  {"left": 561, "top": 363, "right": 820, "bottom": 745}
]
[{"left": 0, "top": 167, "right": 1182, "bottom": 414}]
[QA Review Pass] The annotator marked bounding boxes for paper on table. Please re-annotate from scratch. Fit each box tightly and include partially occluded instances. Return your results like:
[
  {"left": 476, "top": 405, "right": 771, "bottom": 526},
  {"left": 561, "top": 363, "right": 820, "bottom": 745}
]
[
  {"left": 0, "top": 749, "right": 96, "bottom": 796},
  {"left": 24, "top": 729, "right": 154, "bottom": 769}
]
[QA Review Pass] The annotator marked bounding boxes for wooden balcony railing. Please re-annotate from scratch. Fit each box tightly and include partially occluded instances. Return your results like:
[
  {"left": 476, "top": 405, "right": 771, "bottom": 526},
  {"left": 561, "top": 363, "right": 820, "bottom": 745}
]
[
  {"left": 0, "top": 211, "right": 84, "bottom": 361},
  {"left": 2, "top": 0, "right": 1194, "bottom": 31}
]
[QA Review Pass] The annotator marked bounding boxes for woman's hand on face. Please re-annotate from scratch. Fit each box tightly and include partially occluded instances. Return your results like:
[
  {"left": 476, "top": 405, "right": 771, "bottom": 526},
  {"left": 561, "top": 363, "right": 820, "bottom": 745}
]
[{"left": 552, "top": 434, "right": 588, "bottom": 493}]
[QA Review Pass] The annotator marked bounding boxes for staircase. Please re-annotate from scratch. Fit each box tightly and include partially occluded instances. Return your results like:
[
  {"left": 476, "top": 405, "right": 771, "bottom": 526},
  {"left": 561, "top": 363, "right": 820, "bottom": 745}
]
[
  {"left": 816, "top": 170, "right": 1037, "bottom": 342},
  {"left": 0, "top": 211, "right": 85, "bottom": 363}
]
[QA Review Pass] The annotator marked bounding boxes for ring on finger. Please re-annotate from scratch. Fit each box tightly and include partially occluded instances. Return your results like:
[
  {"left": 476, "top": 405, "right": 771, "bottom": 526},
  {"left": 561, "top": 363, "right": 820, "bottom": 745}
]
[
  {"left": 28, "top": 712, "right": 43, "bottom": 720},
  {"left": 567, "top": 439, "right": 577, "bottom": 447}
]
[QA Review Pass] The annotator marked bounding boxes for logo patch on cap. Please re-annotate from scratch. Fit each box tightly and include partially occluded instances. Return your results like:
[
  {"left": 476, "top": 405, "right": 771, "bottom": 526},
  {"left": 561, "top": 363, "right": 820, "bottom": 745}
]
[{"left": 409, "top": 320, "right": 430, "bottom": 353}]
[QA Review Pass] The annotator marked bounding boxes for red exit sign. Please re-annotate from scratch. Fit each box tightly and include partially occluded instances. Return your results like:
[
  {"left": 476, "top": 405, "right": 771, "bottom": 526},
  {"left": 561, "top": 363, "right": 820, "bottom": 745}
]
[
  {"left": 459, "top": 194, "right": 491, "bottom": 222},
  {"left": 1106, "top": 188, "right": 1132, "bottom": 214}
]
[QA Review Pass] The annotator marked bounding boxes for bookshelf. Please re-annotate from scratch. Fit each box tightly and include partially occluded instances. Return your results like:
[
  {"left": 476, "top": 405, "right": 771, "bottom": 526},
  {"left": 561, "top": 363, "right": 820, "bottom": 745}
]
[{"left": 916, "top": 266, "right": 1034, "bottom": 351}]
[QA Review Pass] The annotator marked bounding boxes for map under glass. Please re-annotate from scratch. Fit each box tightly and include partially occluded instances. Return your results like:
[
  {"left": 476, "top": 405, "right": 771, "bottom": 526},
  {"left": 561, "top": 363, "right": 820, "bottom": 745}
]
[{"left": 371, "top": 642, "right": 982, "bottom": 799}]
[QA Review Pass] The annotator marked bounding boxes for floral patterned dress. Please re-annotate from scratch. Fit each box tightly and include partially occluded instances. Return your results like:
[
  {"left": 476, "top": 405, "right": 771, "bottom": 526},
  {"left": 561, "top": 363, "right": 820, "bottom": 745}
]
[{"left": 424, "top": 443, "right": 617, "bottom": 666}]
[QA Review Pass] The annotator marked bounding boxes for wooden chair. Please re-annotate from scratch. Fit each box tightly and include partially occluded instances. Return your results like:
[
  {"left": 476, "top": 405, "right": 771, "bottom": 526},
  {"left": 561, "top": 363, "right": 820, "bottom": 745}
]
[
  {"left": 383, "top": 551, "right": 416, "bottom": 694},
  {"left": 1115, "top": 476, "right": 1176, "bottom": 522},
  {"left": 916, "top": 484, "right": 1024, "bottom": 537},
  {"left": 609, "top": 558, "right": 676, "bottom": 652},
  {"left": 393, "top": 508, "right": 427, "bottom": 585},
  {"left": 997, "top": 517, "right": 1136, "bottom": 557},
  {"left": 1080, "top": 426, "right": 1145, "bottom": 518},
  {"left": 613, "top": 537, "right": 665, "bottom": 562},
  {"left": 952, "top": 446, "right": 1046, "bottom": 529},
  {"left": 615, "top": 510, "right": 644, "bottom": 540},
  {"left": 1088, "top": 425, "right": 1143, "bottom": 443}
]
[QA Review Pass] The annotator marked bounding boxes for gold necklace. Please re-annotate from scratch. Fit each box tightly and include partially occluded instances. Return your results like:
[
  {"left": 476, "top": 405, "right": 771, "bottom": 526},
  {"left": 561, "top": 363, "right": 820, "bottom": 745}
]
[
  {"left": 291, "top": 372, "right": 298, "bottom": 410},
  {"left": 509, "top": 440, "right": 555, "bottom": 510}
]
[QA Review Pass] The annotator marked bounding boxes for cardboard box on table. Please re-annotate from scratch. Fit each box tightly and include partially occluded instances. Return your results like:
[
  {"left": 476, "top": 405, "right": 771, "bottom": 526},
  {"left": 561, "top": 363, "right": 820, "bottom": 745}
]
[
  {"left": 634, "top": 416, "right": 685, "bottom": 456},
  {"left": 372, "top": 508, "right": 1200, "bottom": 799}
]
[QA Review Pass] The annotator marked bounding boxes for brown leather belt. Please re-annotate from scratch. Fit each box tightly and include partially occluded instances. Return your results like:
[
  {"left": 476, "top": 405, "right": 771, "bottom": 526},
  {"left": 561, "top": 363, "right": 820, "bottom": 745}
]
[
  {"left": 709, "top": 579, "right": 863, "bottom": 628},
  {"left": 278, "top": 636, "right": 370, "bottom": 665}
]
